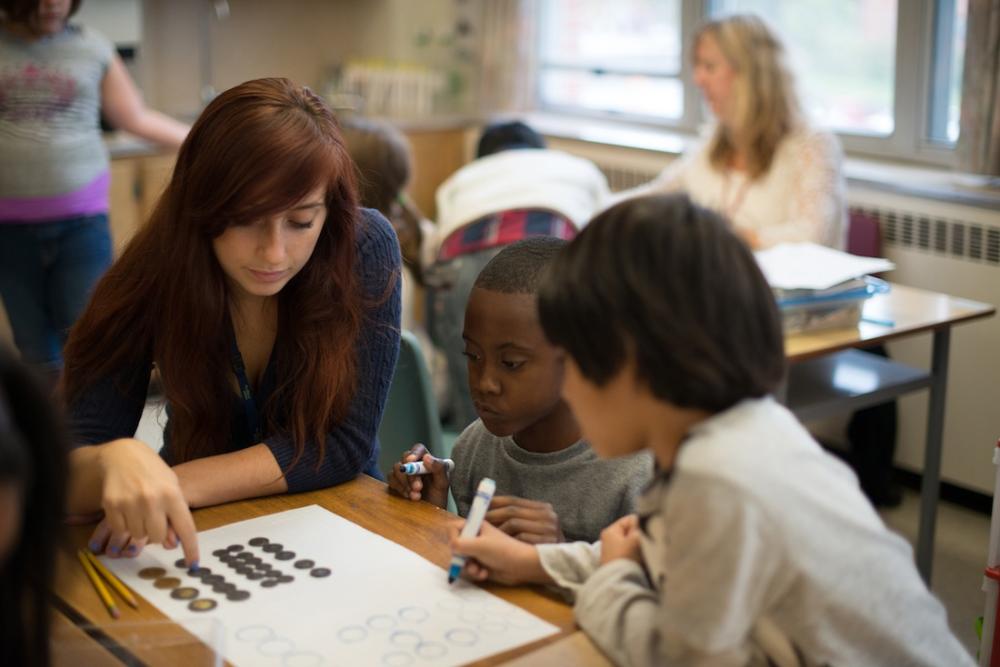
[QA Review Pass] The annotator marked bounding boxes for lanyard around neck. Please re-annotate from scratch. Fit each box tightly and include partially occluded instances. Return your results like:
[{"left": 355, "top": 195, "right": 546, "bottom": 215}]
[{"left": 228, "top": 320, "right": 263, "bottom": 444}]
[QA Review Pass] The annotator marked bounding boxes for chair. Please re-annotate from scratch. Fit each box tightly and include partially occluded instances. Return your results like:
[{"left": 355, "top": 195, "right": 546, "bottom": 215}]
[
  {"left": 377, "top": 329, "right": 444, "bottom": 478},
  {"left": 847, "top": 209, "right": 883, "bottom": 258}
]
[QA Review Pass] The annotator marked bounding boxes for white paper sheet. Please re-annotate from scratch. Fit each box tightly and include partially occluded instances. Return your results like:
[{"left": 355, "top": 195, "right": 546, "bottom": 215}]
[
  {"left": 103, "top": 505, "right": 560, "bottom": 667},
  {"left": 754, "top": 242, "right": 895, "bottom": 290}
]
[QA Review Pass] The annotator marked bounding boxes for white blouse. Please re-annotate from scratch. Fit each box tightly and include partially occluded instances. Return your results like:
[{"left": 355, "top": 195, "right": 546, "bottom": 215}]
[{"left": 616, "top": 126, "right": 847, "bottom": 250}]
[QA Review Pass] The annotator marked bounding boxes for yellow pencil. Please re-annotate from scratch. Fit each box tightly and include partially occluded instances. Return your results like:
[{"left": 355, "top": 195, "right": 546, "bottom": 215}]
[
  {"left": 77, "top": 549, "right": 120, "bottom": 619},
  {"left": 83, "top": 549, "right": 139, "bottom": 609}
]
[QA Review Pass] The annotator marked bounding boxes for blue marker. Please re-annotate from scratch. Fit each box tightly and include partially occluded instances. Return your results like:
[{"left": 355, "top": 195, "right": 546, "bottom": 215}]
[
  {"left": 448, "top": 477, "right": 496, "bottom": 584},
  {"left": 401, "top": 458, "right": 455, "bottom": 475}
]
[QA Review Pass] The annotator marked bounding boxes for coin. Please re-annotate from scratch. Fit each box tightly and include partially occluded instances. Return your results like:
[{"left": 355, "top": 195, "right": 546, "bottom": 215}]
[
  {"left": 138, "top": 567, "right": 166, "bottom": 580},
  {"left": 261, "top": 579, "right": 279, "bottom": 588},
  {"left": 212, "top": 582, "right": 236, "bottom": 594},
  {"left": 294, "top": 560, "right": 315, "bottom": 569},
  {"left": 227, "top": 590, "right": 251, "bottom": 601},
  {"left": 246, "top": 572, "right": 263, "bottom": 580},
  {"left": 174, "top": 558, "right": 187, "bottom": 568},
  {"left": 212, "top": 549, "right": 227, "bottom": 558},
  {"left": 275, "top": 551, "right": 295, "bottom": 561},
  {"left": 277, "top": 575, "right": 294, "bottom": 583},
  {"left": 153, "top": 576, "right": 182, "bottom": 589},
  {"left": 235, "top": 552, "right": 252, "bottom": 561},
  {"left": 248, "top": 537, "right": 269, "bottom": 547},
  {"left": 188, "top": 598, "right": 217, "bottom": 612},
  {"left": 226, "top": 544, "right": 244, "bottom": 553},
  {"left": 189, "top": 567, "right": 210, "bottom": 577},
  {"left": 202, "top": 575, "right": 224, "bottom": 585},
  {"left": 263, "top": 570, "right": 282, "bottom": 579},
  {"left": 170, "top": 587, "right": 199, "bottom": 600},
  {"left": 262, "top": 543, "right": 283, "bottom": 553},
  {"left": 310, "top": 568, "right": 331, "bottom": 578}
]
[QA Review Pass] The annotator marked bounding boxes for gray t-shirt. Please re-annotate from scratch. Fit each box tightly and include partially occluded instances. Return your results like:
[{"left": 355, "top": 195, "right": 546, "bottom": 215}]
[
  {"left": 0, "top": 23, "right": 113, "bottom": 199},
  {"left": 450, "top": 419, "right": 653, "bottom": 543}
]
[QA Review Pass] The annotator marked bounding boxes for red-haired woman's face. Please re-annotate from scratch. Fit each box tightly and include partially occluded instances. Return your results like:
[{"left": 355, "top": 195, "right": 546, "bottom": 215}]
[{"left": 211, "top": 185, "right": 327, "bottom": 303}]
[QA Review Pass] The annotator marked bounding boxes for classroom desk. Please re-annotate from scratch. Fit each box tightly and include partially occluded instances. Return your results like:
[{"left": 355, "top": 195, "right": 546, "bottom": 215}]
[
  {"left": 52, "top": 475, "right": 579, "bottom": 666},
  {"left": 782, "top": 283, "right": 995, "bottom": 582}
]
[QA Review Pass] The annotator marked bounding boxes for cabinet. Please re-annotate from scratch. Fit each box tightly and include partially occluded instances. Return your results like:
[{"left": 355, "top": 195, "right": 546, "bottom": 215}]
[{"left": 109, "top": 152, "right": 177, "bottom": 253}]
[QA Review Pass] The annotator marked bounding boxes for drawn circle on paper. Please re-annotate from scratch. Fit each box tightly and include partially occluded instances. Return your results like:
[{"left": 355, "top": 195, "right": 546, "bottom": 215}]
[
  {"left": 388, "top": 630, "right": 421, "bottom": 648},
  {"left": 381, "top": 652, "right": 413, "bottom": 667},
  {"left": 337, "top": 626, "right": 367, "bottom": 644},
  {"left": 414, "top": 642, "right": 447, "bottom": 659},
  {"left": 138, "top": 567, "right": 166, "bottom": 580},
  {"left": 283, "top": 652, "right": 324, "bottom": 667},
  {"left": 477, "top": 619, "right": 509, "bottom": 634},
  {"left": 236, "top": 625, "right": 275, "bottom": 643},
  {"left": 257, "top": 638, "right": 295, "bottom": 656},
  {"left": 367, "top": 614, "right": 396, "bottom": 631},
  {"left": 444, "top": 628, "right": 478, "bottom": 646},
  {"left": 458, "top": 608, "right": 486, "bottom": 624},
  {"left": 397, "top": 606, "right": 429, "bottom": 624},
  {"left": 434, "top": 597, "right": 462, "bottom": 613}
]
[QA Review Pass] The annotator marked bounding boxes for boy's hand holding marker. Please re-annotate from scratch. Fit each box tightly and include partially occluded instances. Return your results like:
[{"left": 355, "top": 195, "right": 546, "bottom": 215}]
[{"left": 387, "top": 443, "right": 451, "bottom": 508}]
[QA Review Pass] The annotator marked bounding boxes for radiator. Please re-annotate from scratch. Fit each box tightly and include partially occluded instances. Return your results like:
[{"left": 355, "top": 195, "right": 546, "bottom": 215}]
[{"left": 552, "top": 136, "right": 1000, "bottom": 493}]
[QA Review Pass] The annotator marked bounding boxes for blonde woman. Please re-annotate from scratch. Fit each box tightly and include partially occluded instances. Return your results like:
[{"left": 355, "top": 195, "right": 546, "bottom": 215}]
[{"left": 618, "top": 13, "right": 846, "bottom": 250}]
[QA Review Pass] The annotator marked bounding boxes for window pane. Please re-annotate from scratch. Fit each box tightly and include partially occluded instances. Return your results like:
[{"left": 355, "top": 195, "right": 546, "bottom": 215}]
[
  {"left": 928, "top": 0, "right": 967, "bottom": 144},
  {"left": 711, "top": 0, "right": 897, "bottom": 136},
  {"left": 539, "top": 0, "right": 682, "bottom": 74},
  {"left": 539, "top": 69, "right": 684, "bottom": 120}
]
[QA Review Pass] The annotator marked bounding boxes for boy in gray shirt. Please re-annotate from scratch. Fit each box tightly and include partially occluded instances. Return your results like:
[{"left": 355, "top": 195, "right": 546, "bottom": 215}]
[{"left": 388, "top": 237, "right": 650, "bottom": 543}]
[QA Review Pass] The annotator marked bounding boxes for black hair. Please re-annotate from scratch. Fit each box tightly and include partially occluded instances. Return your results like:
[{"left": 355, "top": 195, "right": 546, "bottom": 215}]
[
  {"left": 537, "top": 194, "right": 785, "bottom": 413},
  {"left": 475, "top": 120, "right": 546, "bottom": 158},
  {"left": 474, "top": 236, "right": 567, "bottom": 295},
  {"left": 0, "top": 0, "right": 82, "bottom": 23},
  {"left": 0, "top": 345, "right": 69, "bottom": 667}
]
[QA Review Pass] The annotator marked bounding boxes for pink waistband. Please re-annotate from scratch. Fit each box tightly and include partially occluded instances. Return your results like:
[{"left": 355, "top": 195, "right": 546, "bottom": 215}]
[{"left": 0, "top": 170, "right": 110, "bottom": 223}]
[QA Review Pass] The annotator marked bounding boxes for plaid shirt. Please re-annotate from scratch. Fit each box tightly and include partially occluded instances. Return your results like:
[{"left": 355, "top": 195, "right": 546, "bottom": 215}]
[{"left": 438, "top": 208, "right": 577, "bottom": 262}]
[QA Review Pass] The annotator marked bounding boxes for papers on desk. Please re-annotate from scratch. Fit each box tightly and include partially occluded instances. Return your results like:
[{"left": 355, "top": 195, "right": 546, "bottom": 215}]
[
  {"left": 104, "top": 505, "right": 559, "bottom": 667},
  {"left": 755, "top": 242, "right": 894, "bottom": 291}
]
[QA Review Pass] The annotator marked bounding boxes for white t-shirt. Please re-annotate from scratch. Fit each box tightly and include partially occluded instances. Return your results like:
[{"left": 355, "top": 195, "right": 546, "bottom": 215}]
[
  {"left": 613, "top": 126, "right": 847, "bottom": 250},
  {"left": 433, "top": 148, "right": 610, "bottom": 252}
]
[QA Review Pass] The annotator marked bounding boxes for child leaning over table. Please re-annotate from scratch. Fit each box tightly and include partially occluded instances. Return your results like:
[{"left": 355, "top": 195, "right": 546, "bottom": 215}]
[
  {"left": 445, "top": 195, "right": 971, "bottom": 667},
  {"left": 388, "top": 237, "right": 651, "bottom": 544}
]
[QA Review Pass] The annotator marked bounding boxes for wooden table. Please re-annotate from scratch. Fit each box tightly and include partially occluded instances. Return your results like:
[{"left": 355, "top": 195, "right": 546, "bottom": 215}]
[
  {"left": 782, "top": 283, "right": 995, "bottom": 582},
  {"left": 53, "top": 475, "right": 579, "bottom": 666}
]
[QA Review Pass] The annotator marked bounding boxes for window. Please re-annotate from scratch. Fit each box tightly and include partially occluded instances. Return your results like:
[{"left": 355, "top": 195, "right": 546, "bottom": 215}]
[{"left": 535, "top": 0, "right": 969, "bottom": 164}]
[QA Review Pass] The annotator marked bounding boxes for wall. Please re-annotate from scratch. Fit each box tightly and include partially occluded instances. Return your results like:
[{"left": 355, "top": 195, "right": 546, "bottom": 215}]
[{"left": 138, "top": 0, "right": 479, "bottom": 118}]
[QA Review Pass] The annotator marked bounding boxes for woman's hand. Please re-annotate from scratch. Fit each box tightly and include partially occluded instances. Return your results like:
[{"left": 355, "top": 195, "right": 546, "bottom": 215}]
[
  {"left": 90, "top": 439, "right": 200, "bottom": 566},
  {"left": 485, "top": 496, "right": 564, "bottom": 544},
  {"left": 447, "top": 520, "right": 552, "bottom": 586},
  {"left": 599, "top": 514, "right": 642, "bottom": 566},
  {"left": 387, "top": 443, "right": 450, "bottom": 508}
]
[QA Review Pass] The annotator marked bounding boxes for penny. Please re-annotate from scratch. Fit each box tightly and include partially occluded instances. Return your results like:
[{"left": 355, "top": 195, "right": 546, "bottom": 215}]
[
  {"left": 261, "top": 579, "right": 280, "bottom": 588},
  {"left": 294, "top": 559, "right": 315, "bottom": 569},
  {"left": 174, "top": 558, "right": 187, "bottom": 568},
  {"left": 235, "top": 552, "right": 252, "bottom": 561},
  {"left": 188, "top": 598, "right": 217, "bottom": 612},
  {"left": 235, "top": 567, "right": 254, "bottom": 576},
  {"left": 248, "top": 537, "right": 269, "bottom": 547},
  {"left": 262, "top": 543, "right": 283, "bottom": 553},
  {"left": 189, "top": 567, "right": 210, "bottom": 577},
  {"left": 226, "top": 544, "right": 244, "bottom": 553},
  {"left": 202, "top": 575, "right": 224, "bottom": 585},
  {"left": 275, "top": 551, "right": 295, "bottom": 561},
  {"left": 212, "top": 549, "right": 227, "bottom": 558},
  {"left": 138, "top": 567, "right": 166, "bottom": 580},
  {"left": 310, "top": 568, "right": 331, "bottom": 578},
  {"left": 170, "top": 587, "right": 199, "bottom": 600},
  {"left": 246, "top": 572, "right": 264, "bottom": 580},
  {"left": 227, "top": 590, "right": 251, "bottom": 602},
  {"left": 154, "top": 576, "right": 182, "bottom": 589},
  {"left": 277, "top": 575, "right": 294, "bottom": 583},
  {"left": 212, "top": 582, "right": 236, "bottom": 594}
]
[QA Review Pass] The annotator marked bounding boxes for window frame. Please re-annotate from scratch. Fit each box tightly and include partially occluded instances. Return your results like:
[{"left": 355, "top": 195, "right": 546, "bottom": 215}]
[{"left": 534, "top": 0, "right": 964, "bottom": 167}]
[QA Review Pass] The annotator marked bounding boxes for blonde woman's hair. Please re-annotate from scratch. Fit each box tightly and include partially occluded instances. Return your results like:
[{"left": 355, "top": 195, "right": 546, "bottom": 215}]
[{"left": 697, "top": 14, "right": 803, "bottom": 179}]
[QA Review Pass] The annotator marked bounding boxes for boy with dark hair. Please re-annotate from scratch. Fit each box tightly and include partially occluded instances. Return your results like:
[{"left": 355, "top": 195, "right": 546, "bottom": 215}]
[
  {"left": 447, "top": 195, "right": 970, "bottom": 666},
  {"left": 389, "top": 237, "right": 650, "bottom": 544}
]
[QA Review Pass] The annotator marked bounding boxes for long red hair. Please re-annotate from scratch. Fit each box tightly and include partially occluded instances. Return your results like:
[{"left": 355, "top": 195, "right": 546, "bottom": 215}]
[{"left": 62, "top": 78, "right": 363, "bottom": 471}]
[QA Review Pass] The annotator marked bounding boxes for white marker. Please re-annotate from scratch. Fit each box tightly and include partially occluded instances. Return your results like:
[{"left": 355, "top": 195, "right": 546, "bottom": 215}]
[
  {"left": 401, "top": 458, "right": 454, "bottom": 475},
  {"left": 448, "top": 477, "right": 496, "bottom": 584}
]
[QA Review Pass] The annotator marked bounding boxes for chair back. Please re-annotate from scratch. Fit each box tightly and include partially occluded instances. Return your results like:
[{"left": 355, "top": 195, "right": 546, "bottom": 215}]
[
  {"left": 847, "top": 209, "right": 883, "bottom": 258},
  {"left": 377, "top": 329, "right": 444, "bottom": 477}
]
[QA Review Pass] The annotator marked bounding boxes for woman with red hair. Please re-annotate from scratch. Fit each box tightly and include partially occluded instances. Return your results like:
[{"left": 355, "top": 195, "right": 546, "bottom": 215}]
[{"left": 61, "top": 78, "right": 401, "bottom": 567}]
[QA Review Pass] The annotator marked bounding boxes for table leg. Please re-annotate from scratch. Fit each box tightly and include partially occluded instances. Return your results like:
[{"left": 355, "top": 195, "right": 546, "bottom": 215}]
[{"left": 917, "top": 328, "right": 950, "bottom": 583}]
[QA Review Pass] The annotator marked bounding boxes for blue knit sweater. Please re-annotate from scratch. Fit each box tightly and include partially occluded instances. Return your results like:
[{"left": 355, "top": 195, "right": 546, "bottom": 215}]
[{"left": 67, "top": 208, "right": 401, "bottom": 493}]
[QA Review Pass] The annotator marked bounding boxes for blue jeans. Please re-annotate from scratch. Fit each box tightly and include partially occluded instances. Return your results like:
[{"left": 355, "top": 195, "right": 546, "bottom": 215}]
[{"left": 0, "top": 214, "right": 112, "bottom": 372}]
